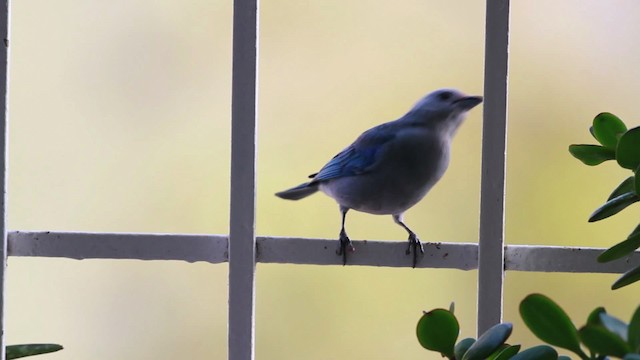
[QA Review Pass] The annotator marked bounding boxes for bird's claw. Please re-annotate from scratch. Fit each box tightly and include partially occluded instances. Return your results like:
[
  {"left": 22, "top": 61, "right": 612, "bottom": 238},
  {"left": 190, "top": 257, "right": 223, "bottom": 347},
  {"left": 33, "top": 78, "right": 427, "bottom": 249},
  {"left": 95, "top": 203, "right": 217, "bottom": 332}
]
[
  {"left": 337, "top": 232, "right": 354, "bottom": 265},
  {"left": 406, "top": 233, "right": 424, "bottom": 268}
]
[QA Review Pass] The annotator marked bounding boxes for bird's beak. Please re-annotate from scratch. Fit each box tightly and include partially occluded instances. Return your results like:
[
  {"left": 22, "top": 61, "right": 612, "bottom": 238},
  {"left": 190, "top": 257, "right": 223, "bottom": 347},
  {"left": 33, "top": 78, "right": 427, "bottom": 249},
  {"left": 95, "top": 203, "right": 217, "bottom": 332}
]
[{"left": 454, "top": 95, "right": 483, "bottom": 110}]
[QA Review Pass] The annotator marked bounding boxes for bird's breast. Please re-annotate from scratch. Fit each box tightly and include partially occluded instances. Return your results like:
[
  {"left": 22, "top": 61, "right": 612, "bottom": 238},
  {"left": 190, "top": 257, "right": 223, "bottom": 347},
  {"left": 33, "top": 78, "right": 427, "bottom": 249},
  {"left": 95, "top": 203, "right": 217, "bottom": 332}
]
[
  {"left": 380, "top": 129, "right": 450, "bottom": 184},
  {"left": 321, "top": 130, "right": 452, "bottom": 215}
]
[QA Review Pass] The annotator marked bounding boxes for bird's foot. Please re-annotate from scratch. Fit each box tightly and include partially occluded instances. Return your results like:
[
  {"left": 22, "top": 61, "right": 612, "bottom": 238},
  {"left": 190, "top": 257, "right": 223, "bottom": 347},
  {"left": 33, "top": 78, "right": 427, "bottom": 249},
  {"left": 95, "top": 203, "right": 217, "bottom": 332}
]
[
  {"left": 337, "top": 232, "right": 355, "bottom": 265},
  {"left": 405, "top": 233, "right": 424, "bottom": 268}
]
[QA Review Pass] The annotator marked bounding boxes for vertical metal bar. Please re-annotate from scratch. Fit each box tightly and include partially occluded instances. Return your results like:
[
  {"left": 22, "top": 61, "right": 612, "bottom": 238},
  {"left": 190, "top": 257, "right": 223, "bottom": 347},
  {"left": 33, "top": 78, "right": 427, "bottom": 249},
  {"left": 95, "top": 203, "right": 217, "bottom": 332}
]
[
  {"left": 0, "top": 1, "right": 8, "bottom": 358},
  {"left": 477, "top": 0, "right": 510, "bottom": 335},
  {"left": 228, "top": 0, "right": 259, "bottom": 359}
]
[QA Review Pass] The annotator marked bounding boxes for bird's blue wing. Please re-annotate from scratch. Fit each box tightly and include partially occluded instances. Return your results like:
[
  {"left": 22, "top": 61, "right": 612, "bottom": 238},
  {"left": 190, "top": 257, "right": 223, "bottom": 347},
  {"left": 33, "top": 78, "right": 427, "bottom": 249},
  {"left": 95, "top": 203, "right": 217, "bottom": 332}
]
[{"left": 309, "top": 124, "right": 396, "bottom": 183}]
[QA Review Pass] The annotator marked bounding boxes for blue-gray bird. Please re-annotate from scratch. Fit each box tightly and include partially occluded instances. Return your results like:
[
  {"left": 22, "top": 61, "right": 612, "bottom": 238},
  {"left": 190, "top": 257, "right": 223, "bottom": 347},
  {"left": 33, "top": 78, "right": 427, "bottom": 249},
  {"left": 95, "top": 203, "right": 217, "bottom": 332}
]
[{"left": 276, "top": 89, "right": 483, "bottom": 267}]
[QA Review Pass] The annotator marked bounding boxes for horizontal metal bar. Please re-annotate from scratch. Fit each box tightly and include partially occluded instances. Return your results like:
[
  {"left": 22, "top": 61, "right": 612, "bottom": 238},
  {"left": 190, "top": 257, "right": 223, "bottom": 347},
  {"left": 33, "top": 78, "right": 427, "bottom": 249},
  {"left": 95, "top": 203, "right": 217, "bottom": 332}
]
[
  {"left": 7, "top": 231, "right": 228, "bottom": 263},
  {"left": 257, "top": 237, "right": 478, "bottom": 269},
  {"left": 504, "top": 245, "right": 639, "bottom": 273},
  {"left": 7, "top": 231, "right": 640, "bottom": 274}
]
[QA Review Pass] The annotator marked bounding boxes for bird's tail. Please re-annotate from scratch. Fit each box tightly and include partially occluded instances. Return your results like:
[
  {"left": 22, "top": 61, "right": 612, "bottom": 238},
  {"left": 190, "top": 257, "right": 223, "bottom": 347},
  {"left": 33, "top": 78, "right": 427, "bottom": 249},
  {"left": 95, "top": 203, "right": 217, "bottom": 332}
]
[{"left": 275, "top": 182, "right": 319, "bottom": 200}]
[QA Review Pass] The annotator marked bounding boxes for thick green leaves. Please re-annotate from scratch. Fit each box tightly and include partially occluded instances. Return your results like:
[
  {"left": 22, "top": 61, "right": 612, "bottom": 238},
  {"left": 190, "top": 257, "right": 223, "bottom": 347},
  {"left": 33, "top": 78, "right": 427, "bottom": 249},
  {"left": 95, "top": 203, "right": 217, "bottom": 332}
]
[
  {"left": 487, "top": 344, "right": 510, "bottom": 360},
  {"left": 585, "top": 307, "right": 629, "bottom": 343},
  {"left": 598, "top": 231, "right": 640, "bottom": 263},
  {"left": 453, "top": 338, "right": 476, "bottom": 359},
  {"left": 455, "top": 338, "right": 476, "bottom": 360},
  {"left": 630, "top": 305, "right": 640, "bottom": 353},
  {"left": 520, "top": 294, "right": 585, "bottom": 357},
  {"left": 6, "top": 344, "right": 63, "bottom": 359},
  {"left": 416, "top": 309, "right": 459, "bottom": 358},
  {"left": 630, "top": 224, "right": 640, "bottom": 239},
  {"left": 510, "top": 345, "right": 558, "bottom": 360},
  {"left": 609, "top": 176, "right": 636, "bottom": 201},
  {"left": 593, "top": 112, "right": 627, "bottom": 150},
  {"left": 493, "top": 345, "right": 521, "bottom": 360},
  {"left": 589, "top": 192, "right": 640, "bottom": 222},
  {"left": 612, "top": 264, "right": 640, "bottom": 289},
  {"left": 617, "top": 127, "right": 640, "bottom": 170},
  {"left": 463, "top": 323, "right": 513, "bottom": 360},
  {"left": 579, "top": 325, "right": 630, "bottom": 357},
  {"left": 588, "top": 307, "right": 607, "bottom": 326},
  {"left": 569, "top": 145, "right": 615, "bottom": 166},
  {"left": 572, "top": 116, "right": 640, "bottom": 290},
  {"left": 599, "top": 312, "right": 629, "bottom": 341}
]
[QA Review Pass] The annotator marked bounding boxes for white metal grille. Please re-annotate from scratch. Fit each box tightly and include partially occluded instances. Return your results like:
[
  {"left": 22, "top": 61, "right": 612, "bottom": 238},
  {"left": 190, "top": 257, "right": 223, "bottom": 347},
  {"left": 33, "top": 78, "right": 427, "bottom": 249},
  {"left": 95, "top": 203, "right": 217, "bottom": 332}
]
[{"left": 0, "top": 1, "right": 639, "bottom": 360}]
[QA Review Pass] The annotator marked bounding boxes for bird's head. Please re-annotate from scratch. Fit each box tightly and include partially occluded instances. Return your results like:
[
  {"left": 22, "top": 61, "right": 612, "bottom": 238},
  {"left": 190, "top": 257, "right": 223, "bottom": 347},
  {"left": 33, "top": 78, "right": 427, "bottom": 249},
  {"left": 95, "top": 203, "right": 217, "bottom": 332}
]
[{"left": 406, "top": 88, "right": 483, "bottom": 135}]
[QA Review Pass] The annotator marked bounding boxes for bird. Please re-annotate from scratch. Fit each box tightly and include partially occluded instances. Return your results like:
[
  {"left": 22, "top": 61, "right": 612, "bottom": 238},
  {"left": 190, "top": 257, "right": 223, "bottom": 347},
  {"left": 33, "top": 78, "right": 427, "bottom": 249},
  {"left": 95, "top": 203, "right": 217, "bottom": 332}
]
[{"left": 275, "top": 88, "right": 483, "bottom": 267}]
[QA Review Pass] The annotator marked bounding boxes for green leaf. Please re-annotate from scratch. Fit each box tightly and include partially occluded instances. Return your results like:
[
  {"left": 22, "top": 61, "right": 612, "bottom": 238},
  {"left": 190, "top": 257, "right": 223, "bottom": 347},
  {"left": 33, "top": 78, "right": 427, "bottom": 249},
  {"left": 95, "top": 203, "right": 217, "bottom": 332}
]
[
  {"left": 589, "top": 126, "right": 597, "bottom": 140},
  {"left": 609, "top": 177, "right": 636, "bottom": 201},
  {"left": 629, "top": 304, "right": 640, "bottom": 353},
  {"left": 579, "top": 325, "right": 630, "bottom": 357},
  {"left": 493, "top": 345, "right": 522, "bottom": 360},
  {"left": 589, "top": 192, "right": 640, "bottom": 222},
  {"left": 6, "top": 344, "right": 63, "bottom": 360},
  {"left": 510, "top": 345, "right": 558, "bottom": 360},
  {"left": 416, "top": 308, "right": 459, "bottom": 358},
  {"left": 587, "top": 308, "right": 606, "bottom": 326},
  {"left": 455, "top": 338, "right": 476, "bottom": 360},
  {"left": 463, "top": 323, "right": 513, "bottom": 360},
  {"left": 520, "top": 294, "right": 586, "bottom": 358},
  {"left": 599, "top": 312, "right": 629, "bottom": 342},
  {"left": 617, "top": 127, "right": 640, "bottom": 170},
  {"left": 569, "top": 145, "right": 616, "bottom": 166},
  {"left": 612, "top": 265, "right": 640, "bottom": 289},
  {"left": 487, "top": 344, "right": 510, "bottom": 360},
  {"left": 593, "top": 112, "right": 627, "bottom": 150},
  {"left": 636, "top": 168, "right": 640, "bottom": 195},
  {"left": 598, "top": 231, "right": 640, "bottom": 263}
]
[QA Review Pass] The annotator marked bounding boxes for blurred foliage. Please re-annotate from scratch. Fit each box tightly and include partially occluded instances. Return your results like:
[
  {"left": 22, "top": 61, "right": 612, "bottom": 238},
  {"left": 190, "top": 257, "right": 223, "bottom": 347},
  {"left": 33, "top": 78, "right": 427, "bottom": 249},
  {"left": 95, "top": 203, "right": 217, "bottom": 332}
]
[
  {"left": 569, "top": 113, "right": 640, "bottom": 288},
  {"left": 418, "top": 295, "right": 640, "bottom": 360},
  {"left": 6, "top": 344, "right": 63, "bottom": 359}
]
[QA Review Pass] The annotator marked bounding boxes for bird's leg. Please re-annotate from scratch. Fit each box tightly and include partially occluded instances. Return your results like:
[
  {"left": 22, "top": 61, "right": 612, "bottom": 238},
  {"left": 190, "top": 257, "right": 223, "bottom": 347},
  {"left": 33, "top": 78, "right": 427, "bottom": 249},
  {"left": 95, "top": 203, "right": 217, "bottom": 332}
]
[
  {"left": 337, "top": 206, "right": 354, "bottom": 265},
  {"left": 393, "top": 214, "right": 424, "bottom": 268}
]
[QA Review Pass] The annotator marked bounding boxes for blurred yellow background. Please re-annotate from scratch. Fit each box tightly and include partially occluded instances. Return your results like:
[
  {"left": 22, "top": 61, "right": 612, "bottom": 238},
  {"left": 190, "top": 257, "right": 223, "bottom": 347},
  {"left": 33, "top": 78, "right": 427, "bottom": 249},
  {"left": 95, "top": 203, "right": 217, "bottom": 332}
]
[{"left": 5, "top": 0, "right": 640, "bottom": 359}]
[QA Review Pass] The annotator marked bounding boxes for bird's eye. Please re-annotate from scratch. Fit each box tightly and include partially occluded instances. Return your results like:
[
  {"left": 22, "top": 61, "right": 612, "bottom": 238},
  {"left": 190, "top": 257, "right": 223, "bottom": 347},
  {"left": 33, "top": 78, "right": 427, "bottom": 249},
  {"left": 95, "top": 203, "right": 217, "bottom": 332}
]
[{"left": 438, "top": 91, "right": 453, "bottom": 101}]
